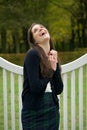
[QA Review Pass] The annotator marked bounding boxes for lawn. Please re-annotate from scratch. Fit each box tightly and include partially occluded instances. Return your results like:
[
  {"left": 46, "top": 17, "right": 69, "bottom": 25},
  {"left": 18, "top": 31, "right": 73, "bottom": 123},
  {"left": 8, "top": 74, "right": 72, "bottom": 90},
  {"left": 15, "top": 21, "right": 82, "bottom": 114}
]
[{"left": 0, "top": 65, "right": 87, "bottom": 130}]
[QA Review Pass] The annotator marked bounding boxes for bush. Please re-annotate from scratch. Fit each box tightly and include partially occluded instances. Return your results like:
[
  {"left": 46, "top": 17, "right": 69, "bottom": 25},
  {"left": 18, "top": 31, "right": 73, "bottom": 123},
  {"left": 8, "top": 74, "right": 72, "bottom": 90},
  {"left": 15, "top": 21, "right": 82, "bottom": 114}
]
[
  {"left": 59, "top": 50, "right": 87, "bottom": 64},
  {"left": 0, "top": 53, "right": 25, "bottom": 66},
  {"left": 0, "top": 51, "right": 87, "bottom": 66}
]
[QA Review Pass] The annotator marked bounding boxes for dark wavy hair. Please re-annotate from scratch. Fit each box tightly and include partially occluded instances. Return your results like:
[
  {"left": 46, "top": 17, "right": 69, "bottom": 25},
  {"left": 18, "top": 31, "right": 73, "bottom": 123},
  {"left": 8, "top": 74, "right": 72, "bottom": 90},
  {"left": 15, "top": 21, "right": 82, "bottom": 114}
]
[{"left": 27, "top": 23, "right": 55, "bottom": 78}]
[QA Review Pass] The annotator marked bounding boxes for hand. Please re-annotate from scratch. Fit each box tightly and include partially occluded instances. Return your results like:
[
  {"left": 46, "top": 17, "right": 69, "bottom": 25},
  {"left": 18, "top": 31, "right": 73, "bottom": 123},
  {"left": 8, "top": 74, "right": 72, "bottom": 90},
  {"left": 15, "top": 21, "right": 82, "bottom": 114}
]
[{"left": 48, "top": 50, "right": 58, "bottom": 70}]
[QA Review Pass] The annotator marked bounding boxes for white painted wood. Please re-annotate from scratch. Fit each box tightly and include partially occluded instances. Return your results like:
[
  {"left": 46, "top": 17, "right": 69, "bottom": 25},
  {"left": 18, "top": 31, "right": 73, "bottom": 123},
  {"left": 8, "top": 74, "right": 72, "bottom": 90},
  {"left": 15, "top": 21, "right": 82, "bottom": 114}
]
[
  {"left": 0, "top": 53, "right": 87, "bottom": 75},
  {"left": 0, "top": 53, "right": 87, "bottom": 130},
  {"left": 18, "top": 75, "right": 23, "bottom": 130},
  {"left": 62, "top": 53, "right": 87, "bottom": 73},
  {"left": 0, "top": 57, "right": 23, "bottom": 75},
  {"left": 3, "top": 69, "right": 8, "bottom": 130},
  {"left": 71, "top": 71, "right": 75, "bottom": 130},
  {"left": 10, "top": 72, "right": 15, "bottom": 130},
  {"left": 63, "top": 74, "right": 68, "bottom": 130},
  {"left": 79, "top": 67, "right": 83, "bottom": 130},
  {"left": 86, "top": 65, "right": 87, "bottom": 130}
]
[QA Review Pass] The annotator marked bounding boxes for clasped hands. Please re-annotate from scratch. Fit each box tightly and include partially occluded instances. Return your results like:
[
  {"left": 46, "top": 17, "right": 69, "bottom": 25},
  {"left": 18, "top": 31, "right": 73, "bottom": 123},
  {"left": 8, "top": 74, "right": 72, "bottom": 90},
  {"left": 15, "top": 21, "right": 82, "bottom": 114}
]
[{"left": 48, "top": 50, "right": 58, "bottom": 71}]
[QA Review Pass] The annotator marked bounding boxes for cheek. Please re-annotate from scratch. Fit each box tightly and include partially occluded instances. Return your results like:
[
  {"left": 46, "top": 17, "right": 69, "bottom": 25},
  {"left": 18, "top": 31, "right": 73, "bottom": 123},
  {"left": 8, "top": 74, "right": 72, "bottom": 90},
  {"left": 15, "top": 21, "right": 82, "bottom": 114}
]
[
  {"left": 33, "top": 33, "right": 38, "bottom": 42},
  {"left": 33, "top": 35, "right": 39, "bottom": 43},
  {"left": 33, "top": 33, "right": 42, "bottom": 43},
  {"left": 35, "top": 37, "right": 42, "bottom": 44}
]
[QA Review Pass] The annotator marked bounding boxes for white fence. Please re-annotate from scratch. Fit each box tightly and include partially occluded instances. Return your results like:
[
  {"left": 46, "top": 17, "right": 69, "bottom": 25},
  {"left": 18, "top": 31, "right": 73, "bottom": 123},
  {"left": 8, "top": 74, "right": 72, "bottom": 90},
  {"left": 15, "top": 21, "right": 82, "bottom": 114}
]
[{"left": 0, "top": 53, "right": 87, "bottom": 130}]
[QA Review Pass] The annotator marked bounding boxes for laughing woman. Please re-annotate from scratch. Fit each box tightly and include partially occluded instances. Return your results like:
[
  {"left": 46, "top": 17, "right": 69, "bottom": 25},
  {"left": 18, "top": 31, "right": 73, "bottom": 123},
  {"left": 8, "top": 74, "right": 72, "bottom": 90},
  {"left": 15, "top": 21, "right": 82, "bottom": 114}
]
[{"left": 21, "top": 23, "right": 64, "bottom": 130}]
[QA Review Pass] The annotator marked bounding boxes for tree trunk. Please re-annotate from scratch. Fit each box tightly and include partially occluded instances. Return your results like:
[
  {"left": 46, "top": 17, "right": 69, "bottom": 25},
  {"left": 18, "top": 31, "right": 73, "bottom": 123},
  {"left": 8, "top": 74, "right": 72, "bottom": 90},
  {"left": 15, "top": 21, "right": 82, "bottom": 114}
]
[
  {"left": 12, "top": 30, "right": 20, "bottom": 53},
  {"left": 1, "top": 28, "right": 7, "bottom": 53},
  {"left": 22, "top": 27, "right": 29, "bottom": 52}
]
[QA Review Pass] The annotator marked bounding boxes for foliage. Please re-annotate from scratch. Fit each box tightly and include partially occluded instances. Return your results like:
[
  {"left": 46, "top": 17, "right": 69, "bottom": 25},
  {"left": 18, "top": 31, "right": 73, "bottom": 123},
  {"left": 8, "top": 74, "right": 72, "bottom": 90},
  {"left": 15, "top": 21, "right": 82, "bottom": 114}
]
[
  {"left": 0, "top": 0, "right": 87, "bottom": 53},
  {"left": 0, "top": 50, "right": 87, "bottom": 65}
]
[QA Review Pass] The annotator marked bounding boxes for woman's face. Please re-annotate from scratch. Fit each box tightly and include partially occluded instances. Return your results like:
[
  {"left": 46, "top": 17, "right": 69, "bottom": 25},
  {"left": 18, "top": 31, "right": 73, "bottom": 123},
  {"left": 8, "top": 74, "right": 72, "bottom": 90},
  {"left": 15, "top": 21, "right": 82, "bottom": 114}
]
[{"left": 31, "top": 24, "right": 50, "bottom": 44}]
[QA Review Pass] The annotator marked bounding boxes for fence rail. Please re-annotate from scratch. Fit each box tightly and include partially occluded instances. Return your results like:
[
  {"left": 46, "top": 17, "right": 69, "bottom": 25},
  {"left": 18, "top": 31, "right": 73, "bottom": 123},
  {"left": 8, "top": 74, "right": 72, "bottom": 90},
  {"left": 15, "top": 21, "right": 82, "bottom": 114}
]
[{"left": 0, "top": 54, "right": 87, "bottom": 130}]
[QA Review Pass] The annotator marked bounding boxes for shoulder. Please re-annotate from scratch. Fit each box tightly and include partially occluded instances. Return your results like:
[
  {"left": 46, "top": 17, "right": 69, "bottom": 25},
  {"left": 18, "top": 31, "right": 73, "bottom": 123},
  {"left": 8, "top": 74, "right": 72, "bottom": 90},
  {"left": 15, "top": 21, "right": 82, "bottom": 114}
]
[
  {"left": 27, "top": 48, "right": 39, "bottom": 56},
  {"left": 25, "top": 48, "right": 40, "bottom": 61}
]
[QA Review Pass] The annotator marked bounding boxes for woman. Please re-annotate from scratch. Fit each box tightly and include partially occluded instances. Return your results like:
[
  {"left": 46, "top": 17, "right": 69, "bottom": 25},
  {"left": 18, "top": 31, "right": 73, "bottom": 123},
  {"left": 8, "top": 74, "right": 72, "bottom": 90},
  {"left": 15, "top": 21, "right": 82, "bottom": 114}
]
[{"left": 21, "top": 23, "right": 63, "bottom": 130}]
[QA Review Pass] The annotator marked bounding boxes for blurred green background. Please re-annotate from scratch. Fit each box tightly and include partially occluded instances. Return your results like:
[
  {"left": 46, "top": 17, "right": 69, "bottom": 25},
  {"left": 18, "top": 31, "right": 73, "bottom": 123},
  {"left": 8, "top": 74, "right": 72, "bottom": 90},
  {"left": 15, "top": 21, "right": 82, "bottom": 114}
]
[{"left": 0, "top": 0, "right": 87, "bottom": 64}]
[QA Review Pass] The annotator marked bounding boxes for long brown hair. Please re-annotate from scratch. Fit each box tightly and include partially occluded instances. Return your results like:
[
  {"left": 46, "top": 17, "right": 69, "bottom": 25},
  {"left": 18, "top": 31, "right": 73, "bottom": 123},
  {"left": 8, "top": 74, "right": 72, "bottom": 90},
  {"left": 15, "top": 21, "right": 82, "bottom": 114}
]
[{"left": 28, "top": 23, "right": 55, "bottom": 78}]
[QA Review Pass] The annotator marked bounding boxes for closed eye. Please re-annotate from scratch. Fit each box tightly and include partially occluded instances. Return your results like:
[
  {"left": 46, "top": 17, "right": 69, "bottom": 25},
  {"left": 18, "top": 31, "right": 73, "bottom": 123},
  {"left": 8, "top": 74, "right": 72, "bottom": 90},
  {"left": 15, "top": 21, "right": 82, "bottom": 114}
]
[{"left": 33, "top": 28, "right": 38, "bottom": 33}]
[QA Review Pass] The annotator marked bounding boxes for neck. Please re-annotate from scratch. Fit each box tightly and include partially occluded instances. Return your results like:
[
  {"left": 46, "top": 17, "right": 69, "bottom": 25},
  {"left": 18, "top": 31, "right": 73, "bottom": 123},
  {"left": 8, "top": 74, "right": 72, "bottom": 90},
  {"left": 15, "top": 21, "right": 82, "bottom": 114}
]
[{"left": 38, "top": 41, "right": 50, "bottom": 55}]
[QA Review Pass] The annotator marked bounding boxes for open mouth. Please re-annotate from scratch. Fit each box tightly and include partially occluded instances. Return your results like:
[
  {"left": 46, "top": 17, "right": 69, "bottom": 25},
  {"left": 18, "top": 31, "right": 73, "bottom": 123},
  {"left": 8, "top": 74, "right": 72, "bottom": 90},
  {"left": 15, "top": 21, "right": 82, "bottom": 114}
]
[{"left": 42, "top": 32, "right": 45, "bottom": 36}]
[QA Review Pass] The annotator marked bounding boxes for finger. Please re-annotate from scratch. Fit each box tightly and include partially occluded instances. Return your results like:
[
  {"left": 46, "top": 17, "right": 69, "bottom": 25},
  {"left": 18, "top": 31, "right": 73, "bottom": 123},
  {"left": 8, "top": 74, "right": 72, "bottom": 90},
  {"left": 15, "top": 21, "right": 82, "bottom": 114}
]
[
  {"left": 49, "top": 51, "right": 57, "bottom": 58},
  {"left": 50, "top": 50, "right": 57, "bottom": 54}
]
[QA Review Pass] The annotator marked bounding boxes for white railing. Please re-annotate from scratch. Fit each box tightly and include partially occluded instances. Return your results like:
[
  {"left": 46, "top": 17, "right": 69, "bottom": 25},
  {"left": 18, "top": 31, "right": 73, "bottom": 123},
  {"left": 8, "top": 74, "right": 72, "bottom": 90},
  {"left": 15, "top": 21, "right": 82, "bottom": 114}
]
[{"left": 0, "top": 53, "right": 87, "bottom": 130}]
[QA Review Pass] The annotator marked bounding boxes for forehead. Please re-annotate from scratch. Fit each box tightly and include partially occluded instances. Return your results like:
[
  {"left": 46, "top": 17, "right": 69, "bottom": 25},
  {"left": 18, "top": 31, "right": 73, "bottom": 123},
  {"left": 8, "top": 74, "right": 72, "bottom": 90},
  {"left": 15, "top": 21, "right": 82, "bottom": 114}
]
[{"left": 32, "top": 24, "right": 44, "bottom": 32}]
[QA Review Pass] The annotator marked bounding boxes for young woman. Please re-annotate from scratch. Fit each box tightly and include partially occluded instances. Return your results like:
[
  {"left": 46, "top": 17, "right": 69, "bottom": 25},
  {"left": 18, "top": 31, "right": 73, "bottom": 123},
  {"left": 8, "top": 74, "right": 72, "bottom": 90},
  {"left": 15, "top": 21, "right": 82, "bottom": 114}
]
[{"left": 21, "top": 23, "right": 63, "bottom": 130}]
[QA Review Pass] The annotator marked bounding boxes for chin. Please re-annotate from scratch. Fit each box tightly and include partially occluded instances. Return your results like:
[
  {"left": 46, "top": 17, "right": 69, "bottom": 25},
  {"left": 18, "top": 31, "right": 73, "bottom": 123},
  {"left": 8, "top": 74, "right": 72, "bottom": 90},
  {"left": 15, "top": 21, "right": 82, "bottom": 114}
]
[
  {"left": 43, "top": 36, "right": 50, "bottom": 42},
  {"left": 44, "top": 34, "right": 50, "bottom": 39},
  {"left": 37, "top": 34, "right": 50, "bottom": 43}
]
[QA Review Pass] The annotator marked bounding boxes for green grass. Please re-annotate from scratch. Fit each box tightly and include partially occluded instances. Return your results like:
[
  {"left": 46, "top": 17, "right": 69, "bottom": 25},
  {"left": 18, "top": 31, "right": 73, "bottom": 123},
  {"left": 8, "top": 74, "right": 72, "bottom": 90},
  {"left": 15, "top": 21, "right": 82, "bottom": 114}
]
[{"left": 0, "top": 65, "right": 87, "bottom": 130}]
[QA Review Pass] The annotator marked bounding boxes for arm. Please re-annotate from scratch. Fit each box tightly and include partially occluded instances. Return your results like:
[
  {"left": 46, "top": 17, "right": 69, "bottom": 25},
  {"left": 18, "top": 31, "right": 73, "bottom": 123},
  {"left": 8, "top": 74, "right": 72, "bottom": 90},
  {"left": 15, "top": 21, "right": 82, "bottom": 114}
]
[
  {"left": 24, "top": 49, "right": 50, "bottom": 94},
  {"left": 52, "top": 63, "right": 63, "bottom": 95},
  {"left": 48, "top": 50, "right": 63, "bottom": 95}
]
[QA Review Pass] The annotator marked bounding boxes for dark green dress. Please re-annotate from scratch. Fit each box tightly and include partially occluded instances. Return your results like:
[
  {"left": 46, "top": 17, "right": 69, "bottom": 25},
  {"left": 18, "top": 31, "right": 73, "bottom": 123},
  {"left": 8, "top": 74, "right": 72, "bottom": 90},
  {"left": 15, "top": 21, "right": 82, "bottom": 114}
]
[{"left": 22, "top": 93, "right": 60, "bottom": 130}]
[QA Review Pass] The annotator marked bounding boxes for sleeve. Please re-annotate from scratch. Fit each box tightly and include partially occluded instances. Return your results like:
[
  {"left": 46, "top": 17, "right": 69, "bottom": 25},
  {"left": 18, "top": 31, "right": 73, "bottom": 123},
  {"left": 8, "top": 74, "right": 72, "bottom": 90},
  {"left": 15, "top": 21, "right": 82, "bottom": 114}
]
[
  {"left": 51, "top": 63, "right": 64, "bottom": 95},
  {"left": 24, "top": 49, "right": 50, "bottom": 94}
]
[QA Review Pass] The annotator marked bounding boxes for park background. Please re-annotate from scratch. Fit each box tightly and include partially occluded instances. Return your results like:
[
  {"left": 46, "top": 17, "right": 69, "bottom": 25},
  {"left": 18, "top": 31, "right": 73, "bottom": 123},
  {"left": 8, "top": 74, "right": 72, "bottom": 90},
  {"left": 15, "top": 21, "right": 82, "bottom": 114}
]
[
  {"left": 0, "top": 1, "right": 87, "bottom": 130},
  {"left": 0, "top": 0, "right": 87, "bottom": 65}
]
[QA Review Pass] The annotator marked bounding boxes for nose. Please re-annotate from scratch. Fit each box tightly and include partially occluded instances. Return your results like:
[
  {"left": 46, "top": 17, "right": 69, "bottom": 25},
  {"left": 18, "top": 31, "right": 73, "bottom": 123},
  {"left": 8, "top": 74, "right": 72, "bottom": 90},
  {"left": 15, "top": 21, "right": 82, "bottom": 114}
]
[{"left": 39, "top": 27, "right": 43, "bottom": 32}]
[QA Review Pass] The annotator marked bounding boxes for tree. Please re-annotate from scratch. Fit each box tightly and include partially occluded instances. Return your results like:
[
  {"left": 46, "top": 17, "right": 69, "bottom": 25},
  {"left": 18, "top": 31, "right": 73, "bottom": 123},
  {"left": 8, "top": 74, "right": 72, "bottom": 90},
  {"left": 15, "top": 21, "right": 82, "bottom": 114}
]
[
  {"left": 48, "top": 0, "right": 87, "bottom": 50},
  {"left": 0, "top": 0, "right": 50, "bottom": 53}
]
